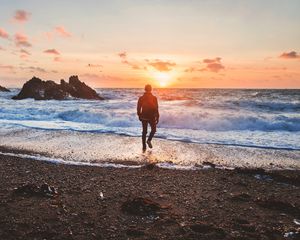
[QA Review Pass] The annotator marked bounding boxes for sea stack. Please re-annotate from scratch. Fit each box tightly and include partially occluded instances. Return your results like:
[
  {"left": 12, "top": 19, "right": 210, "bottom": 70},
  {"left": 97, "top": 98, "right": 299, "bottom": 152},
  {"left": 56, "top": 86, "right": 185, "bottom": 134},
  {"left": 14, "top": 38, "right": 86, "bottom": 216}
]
[
  {"left": 12, "top": 76, "right": 104, "bottom": 100},
  {"left": 0, "top": 85, "right": 10, "bottom": 92}
]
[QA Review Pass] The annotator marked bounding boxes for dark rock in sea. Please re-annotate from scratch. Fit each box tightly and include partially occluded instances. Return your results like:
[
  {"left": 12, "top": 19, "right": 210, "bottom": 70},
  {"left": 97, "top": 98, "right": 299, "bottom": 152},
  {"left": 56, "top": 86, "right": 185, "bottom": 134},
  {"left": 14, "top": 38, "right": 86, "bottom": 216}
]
[
  {"left": 121, "top": 197, "right": 168, "bottom": 216},
  {"left": 13, "top": 183, "right": 58, "bottom": 198},
  {"left": 0, "top": 85, "right": 10, "bottom": 92},
  {"left": 12, "top": 75, "right": 104, "bottom": 100}
]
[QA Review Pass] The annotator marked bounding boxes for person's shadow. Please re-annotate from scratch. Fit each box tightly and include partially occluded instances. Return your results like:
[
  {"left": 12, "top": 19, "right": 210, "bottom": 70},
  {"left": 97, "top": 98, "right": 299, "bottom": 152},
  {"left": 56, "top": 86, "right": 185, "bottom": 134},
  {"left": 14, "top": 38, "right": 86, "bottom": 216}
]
[{"left": 141, "top": 149, "right": 157, "bottom": 164}]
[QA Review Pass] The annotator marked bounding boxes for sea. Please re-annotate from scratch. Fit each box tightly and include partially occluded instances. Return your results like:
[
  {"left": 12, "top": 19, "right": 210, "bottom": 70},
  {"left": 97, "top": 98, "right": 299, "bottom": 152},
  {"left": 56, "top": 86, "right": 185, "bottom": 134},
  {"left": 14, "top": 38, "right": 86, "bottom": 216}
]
[{"left": 0, "top": 88, "right": 299, "bottom": 151}]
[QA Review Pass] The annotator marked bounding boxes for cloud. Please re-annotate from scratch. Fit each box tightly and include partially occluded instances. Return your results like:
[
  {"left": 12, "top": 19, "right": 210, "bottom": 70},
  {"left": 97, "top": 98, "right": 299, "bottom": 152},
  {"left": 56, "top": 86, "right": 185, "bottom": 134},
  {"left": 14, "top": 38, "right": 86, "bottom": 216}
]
[
  {"left": 19, "top": 65, "right": 47, "bottom": 73},
  {"left": 81, "top": 73, "right": 123, "bottom": 83},
  {"left": 0, "top": 28, "right": 9, "bottom": 39},
  {"left": 117, "top": 51, "right": 144, "bottom": 70},
  {"left": 14, "top": 33, "right": 32, "bottom": 47},
  {"left": 203, "top": 57, "right": 222, "bottom": 64},
  {"left": 44, "top": 26, "right": 72, "bottom": 40},
  {"left": 53, "top": 57, "right": 62, "bottom": 62},
  {"left": 201, "top": 57, "right": 225, "bottom": 72},
  {"left": 0, "top": 64, "right": 16, "bottom": 73},
  {"left": 44, "top": 49, "right": 60, "bottom": 55},
  {"left": 184, "top": 58, "right": 225, "bottom": 73},
  {"left": 184, "top": 67, "right": 196, "bottom": 73},
  {"left": 146, "top": 59, "right": 176, "bottom": 72},
  {"left": 87, "top": 64, "right": 103, "bottom": 68},
  {"left": 14, "top": 10, "right": 31, "bottom": 23},
  {"left": 20, "top": 49, "right": 31, "bottom": 59},
  {"left": 81, "top": 73, "right": 100, "bottom": 79},
  {"left": 27, "top": 66, "right": 47, "bottom": 73},
  {"left": 118, "top": 52, "right": 127, "bottom": 59},
  {"left": 20, "top": 49, "right": 30, "bottom": 55},
  {"left": 279, "top": 51, "right": 300, "bottom": 59},
  {"left": 0, "top": 64, "right": 14, "bottom": 71},
  {"left": 55, "top": 26, "right": 72, "bottom": 38}
]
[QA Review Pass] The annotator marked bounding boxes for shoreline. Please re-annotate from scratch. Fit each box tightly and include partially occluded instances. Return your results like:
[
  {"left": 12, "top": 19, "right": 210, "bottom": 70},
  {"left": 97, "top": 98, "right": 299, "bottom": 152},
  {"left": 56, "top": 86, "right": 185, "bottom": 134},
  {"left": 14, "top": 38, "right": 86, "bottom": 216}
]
[
  {"left": 1, "top": 152, "right": 300, "bottom": 239},
  {"left": 0, "top": 146, "right": 299, "bottom": 172},
  {"left": 1, "top": 129, "right": 300, "bottom": 170}
]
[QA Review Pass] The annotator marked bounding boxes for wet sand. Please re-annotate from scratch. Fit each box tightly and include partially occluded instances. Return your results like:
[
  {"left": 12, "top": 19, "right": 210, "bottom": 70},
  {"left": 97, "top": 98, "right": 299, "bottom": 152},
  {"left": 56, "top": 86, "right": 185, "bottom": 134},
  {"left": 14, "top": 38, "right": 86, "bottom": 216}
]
[
  {"left": 0, "top": 151, "right": 300, "bottom": 240},
  {"left": 1, "top": 128, "right": 300, "bottom": 169}
]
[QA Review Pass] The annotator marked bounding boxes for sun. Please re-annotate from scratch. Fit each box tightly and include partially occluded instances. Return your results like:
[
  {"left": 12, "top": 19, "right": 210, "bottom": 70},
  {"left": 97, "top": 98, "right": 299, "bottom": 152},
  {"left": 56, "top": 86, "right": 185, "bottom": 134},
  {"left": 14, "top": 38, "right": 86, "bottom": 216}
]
[{"left": 154, "top": 72, "right": 171, "bottom": 87}]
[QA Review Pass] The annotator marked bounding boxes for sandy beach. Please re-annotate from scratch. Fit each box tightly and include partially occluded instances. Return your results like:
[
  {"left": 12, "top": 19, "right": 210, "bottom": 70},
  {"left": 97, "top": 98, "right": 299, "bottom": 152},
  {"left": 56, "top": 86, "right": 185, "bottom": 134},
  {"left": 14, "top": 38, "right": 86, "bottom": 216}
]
[{"left": 1, "top": 149, "right": 300, "bottom": 240}]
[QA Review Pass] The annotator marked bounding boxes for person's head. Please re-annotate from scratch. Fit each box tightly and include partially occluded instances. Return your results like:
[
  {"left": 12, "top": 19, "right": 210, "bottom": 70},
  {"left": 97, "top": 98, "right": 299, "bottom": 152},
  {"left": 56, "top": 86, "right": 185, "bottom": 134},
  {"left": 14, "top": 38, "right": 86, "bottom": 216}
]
[{"left": 144, "top": 84, "right": 152, "bottom": 93}]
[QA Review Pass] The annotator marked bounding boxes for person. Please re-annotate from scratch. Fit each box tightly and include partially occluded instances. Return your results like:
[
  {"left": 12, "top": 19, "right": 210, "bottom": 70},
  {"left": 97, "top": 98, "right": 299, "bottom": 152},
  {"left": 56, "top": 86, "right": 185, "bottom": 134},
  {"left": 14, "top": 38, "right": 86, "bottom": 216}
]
[{"left": 137, "top": 84, "right": 159, "bottom": 151}]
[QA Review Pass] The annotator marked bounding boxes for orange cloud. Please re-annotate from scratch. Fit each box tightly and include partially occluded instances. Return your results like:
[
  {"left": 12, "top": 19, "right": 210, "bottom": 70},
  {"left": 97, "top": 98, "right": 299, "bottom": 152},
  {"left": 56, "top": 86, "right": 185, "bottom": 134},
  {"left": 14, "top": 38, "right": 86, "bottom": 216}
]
[
  {"left": 201, "top": 57, "right": 225, "bottom": 72},
  {"left": 14, "top": 33, "right": 32, "bottom": 47},
  {"left": 279, "top": 51, "right": 299, "bottom": 59},
  {"left": 184, "top": 67, "right": 196, "bottom": 73},
  {"left": 118, "top": 52, "right": 144, "bottom": 70},
  {"left": 0, "top": 64, "right": 15, "bottom": 73},
  {"left": 45, "top": 26, "right": 72, "bottom": 40},
  {"left": 54, "top": 57, "right": 62, "bottom": 62},
  {"left": 26, "top": 66, "right": 47, "bottom": 73},
  {"left": 14, "top": 10, "right": 31, "bottom": 23},
  {"left": 118, "top": 52, "right": 127, "bottom": 59},
  {"left": 55, "top": 26, "right": 72, "bottom": 38},
  {"left": 146, "top": 59, "right": 176, "bottom": 72},
  {"left": 87, "top": 64, "right": 103, "bottom": 68},
  {"left": 44, "top": 49, "right": 60, "bottom": 55},
  {"left": 0, "top": 28, "right": 9, "bottom": 39}
]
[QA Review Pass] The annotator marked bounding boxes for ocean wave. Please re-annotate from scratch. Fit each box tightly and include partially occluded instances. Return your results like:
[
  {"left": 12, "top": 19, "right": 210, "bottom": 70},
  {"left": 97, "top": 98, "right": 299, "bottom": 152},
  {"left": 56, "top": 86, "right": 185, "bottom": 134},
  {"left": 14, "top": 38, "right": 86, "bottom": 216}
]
[
  {"left": 1, "top": 88, "right": 299, "bottom": 150},
  {"left": 178, "top": 99, "right": 300, "bottom": 112},
  {"left": 1, "top": 104, "right": 299, "bottom": 132}
]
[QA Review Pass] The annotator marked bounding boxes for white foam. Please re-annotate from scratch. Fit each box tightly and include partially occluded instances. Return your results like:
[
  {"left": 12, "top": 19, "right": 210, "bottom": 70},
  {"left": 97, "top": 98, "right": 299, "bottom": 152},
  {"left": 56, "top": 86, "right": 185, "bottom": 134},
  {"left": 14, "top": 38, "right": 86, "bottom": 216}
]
[
  {"left": 0, "top": 151, "right": 142, "bottom": 169},
  {"left": 0, "top": 128, "right": 299, "bottom": 170}
]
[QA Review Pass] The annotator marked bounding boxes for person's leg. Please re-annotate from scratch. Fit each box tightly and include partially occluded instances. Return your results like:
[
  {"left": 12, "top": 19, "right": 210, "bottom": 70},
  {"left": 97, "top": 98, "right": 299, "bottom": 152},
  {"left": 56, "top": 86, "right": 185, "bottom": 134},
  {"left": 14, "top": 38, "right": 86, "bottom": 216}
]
[
  {"left": 142, "top": 120, "right": 148, "bottom": 150},
  {"left": 147, "top": 120, "right": 157, "bottom": 143}
]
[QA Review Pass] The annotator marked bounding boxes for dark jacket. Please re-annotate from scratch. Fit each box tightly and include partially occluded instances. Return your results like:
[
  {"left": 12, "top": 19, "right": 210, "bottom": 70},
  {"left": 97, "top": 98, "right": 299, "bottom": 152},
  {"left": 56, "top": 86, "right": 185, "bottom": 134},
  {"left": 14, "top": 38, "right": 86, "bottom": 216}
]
[{"left": 137, "top": 92, "right": 159, "bottom": 121}]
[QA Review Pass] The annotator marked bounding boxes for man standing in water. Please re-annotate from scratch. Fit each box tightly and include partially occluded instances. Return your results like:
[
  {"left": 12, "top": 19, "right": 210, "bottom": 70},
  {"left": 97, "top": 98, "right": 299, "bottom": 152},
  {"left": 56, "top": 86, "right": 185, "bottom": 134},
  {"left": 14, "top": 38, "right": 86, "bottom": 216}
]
[{"left": 137, "top": 84, "right": 159, "bottom": 151}]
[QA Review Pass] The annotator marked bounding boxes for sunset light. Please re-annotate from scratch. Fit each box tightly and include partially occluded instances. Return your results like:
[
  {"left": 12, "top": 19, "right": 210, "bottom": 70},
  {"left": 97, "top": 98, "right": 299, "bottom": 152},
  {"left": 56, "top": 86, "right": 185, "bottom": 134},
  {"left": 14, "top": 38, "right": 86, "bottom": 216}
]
[
  {"left": 153, "top": 72, "right": 172, "bottom": 87},
  {"left": 0, "top": 0, "right": 299, "bottom": 88}
]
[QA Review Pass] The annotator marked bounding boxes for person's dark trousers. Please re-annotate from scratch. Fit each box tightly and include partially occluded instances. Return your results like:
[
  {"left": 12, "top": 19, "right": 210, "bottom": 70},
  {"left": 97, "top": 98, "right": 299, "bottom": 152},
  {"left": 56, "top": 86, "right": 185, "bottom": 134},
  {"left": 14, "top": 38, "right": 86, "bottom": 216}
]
[{"left": 142, "top": 120, "right": 157, "bottom": 148}]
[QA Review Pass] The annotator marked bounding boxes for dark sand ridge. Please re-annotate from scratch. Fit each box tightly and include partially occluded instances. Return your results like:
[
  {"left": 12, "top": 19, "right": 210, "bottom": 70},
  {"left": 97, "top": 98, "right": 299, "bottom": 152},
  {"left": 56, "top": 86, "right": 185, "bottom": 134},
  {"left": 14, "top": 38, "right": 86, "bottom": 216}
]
[{"left": 0, "top": 148, "right": 300, "bottom": 239}]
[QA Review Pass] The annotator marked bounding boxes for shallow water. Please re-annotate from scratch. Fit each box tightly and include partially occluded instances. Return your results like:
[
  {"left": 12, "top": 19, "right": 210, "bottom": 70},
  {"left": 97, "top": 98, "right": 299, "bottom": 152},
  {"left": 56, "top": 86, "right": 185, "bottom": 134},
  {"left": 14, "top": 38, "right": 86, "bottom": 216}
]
[
  {"left": 0, "top": 88, "right": 299, "bottom": 150},
  {"left": 0, "top": 128, "right": 299, "bottom": 169}
]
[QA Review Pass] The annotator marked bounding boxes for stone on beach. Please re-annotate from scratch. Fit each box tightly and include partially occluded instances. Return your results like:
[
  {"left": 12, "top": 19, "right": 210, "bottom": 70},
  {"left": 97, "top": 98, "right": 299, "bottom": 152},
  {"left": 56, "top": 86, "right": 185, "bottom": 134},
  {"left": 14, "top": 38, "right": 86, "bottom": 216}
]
[
  {"left": 13, "top": 183, "right": 58, "bottom": 198},
  {"left": 121, "top": 197, "right": 168, "bottom": 216}
]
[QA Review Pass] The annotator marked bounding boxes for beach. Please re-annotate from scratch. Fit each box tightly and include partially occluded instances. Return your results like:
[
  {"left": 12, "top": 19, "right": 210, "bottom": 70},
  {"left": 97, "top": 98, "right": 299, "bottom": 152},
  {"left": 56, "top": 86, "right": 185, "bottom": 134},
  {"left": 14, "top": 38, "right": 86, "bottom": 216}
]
[
  {"left": 1, "top": 150, "right": 300, "bottom": 239},
  {"left": 0, "top": 89, "right": 299, "bottom": 239}
]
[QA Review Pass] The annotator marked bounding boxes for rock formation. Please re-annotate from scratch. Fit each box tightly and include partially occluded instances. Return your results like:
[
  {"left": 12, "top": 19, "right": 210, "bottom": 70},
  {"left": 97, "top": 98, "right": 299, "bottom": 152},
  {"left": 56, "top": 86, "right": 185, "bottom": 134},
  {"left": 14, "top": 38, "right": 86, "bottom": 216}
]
[
  {"left": 12, "top": 76, "right": 104, "bottom": 100},
  {"left": 0, "top": 85, "right": 10, "bottom": 92}
]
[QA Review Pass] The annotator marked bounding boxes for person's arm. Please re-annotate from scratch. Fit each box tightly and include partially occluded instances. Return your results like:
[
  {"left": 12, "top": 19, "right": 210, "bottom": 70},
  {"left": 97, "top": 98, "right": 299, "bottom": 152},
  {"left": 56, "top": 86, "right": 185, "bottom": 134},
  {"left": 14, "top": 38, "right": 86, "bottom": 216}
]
[
  {"left": 155, "top": 97, "right": 159, "bottom": 123},
  {"left": 137, "top": 97, "right": 142, "bottom": 119}
]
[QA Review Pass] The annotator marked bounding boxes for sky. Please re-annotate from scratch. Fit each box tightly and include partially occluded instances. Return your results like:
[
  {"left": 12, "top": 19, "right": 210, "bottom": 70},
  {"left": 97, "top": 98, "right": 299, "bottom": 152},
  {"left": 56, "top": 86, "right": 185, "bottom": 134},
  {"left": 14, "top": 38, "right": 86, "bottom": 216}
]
[{"left": 0, "top": 0, "right": 300, "bottom": 88}]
